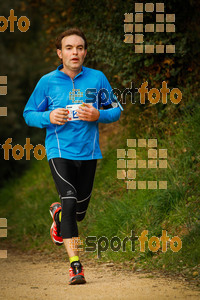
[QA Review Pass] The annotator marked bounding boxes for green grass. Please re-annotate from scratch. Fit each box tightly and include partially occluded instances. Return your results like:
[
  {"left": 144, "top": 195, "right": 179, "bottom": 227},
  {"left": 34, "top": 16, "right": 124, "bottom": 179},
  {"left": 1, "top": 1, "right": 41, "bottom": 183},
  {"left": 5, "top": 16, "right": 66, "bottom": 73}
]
[
  {"left": 80, "top": 101, "right": 200, "bottom": 276},
  {"left": 0, "top": 158, "right": 59, "bottom": 250}
]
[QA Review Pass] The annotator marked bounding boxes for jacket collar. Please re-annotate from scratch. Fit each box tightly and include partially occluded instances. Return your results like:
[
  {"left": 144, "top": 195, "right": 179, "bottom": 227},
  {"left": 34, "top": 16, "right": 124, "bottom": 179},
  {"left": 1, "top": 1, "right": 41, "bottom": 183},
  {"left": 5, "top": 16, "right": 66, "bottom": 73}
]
[{"left": 57, "top": 64, "right": 85, "bottom": 80}]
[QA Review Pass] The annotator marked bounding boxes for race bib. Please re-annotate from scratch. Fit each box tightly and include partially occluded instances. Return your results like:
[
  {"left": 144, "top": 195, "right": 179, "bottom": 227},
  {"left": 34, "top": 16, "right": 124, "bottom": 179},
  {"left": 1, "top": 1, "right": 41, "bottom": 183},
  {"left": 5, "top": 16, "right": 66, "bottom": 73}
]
[
  {"left": 66, "top": 104, "right": 81, "bottom": 121},
  {"left": 66, "top": 103, "right": 93, "bottom": 121}
]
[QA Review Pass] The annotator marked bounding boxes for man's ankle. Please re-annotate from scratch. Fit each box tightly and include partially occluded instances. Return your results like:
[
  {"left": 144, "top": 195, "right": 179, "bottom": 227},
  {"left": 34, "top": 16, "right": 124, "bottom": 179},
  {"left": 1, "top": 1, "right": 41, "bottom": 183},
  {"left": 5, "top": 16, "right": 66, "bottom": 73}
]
[{"left": 69, "top": 255, "right": 80, "bottom": 264}]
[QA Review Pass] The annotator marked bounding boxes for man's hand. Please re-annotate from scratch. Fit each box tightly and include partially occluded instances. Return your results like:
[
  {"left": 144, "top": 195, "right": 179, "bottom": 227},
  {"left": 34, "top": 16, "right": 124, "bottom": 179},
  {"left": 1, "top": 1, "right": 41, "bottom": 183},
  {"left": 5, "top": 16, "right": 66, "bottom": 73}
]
[
  {"left": 50, "top": 108, "right": 68, "bottom": 125},
  {"left": 76, "top": 103, "right": 100, "bottom": 121}
]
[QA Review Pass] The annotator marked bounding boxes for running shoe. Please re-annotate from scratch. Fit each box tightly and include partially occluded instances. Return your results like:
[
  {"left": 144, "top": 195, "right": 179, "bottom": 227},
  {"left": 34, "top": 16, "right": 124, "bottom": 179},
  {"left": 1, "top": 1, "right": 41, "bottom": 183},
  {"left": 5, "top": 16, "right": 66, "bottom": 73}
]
[
  {"left": 49, "top": 202, "right": 63, "bottom": 246},
  {"left": 69, "top": 261, "right": 86, "bottom": 285}
]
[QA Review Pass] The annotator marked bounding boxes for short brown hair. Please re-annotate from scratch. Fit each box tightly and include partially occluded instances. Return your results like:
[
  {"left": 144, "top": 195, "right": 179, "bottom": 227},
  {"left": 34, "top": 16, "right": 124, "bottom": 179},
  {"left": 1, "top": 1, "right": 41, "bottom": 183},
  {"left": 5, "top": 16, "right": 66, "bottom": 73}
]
[{"left": 55, "top": 28, "right": 87, "bottom": 50}]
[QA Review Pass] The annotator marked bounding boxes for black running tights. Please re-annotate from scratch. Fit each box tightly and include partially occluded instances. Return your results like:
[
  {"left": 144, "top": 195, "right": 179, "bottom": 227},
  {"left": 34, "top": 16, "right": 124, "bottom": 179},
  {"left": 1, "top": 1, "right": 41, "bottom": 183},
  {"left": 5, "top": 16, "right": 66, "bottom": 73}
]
[{"left": 49, "top": 158, "right": 97, "bottom": 239}]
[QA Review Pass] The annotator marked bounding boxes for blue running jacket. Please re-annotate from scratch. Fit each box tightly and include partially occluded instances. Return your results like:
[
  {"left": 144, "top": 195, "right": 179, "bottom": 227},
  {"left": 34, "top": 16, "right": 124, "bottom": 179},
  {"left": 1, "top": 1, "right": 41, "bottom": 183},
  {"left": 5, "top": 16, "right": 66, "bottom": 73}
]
[{"left": 23, "top": 64, "right": 122, "bottom": 161}]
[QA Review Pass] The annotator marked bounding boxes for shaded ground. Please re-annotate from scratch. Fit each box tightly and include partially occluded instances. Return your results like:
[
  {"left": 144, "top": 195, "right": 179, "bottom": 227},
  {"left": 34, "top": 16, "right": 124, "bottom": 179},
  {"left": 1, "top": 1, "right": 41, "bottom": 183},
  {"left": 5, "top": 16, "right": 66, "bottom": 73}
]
[{"left": 0, "top": 251, "right": 200, "bottom": 300}]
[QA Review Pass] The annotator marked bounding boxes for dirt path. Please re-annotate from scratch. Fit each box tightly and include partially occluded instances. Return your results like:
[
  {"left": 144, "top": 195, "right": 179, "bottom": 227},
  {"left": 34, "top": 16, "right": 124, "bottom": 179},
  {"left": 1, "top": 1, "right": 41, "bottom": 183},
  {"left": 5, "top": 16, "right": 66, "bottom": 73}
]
[{"left": 0, "top": 252, "right": 200, "bottom": 300}]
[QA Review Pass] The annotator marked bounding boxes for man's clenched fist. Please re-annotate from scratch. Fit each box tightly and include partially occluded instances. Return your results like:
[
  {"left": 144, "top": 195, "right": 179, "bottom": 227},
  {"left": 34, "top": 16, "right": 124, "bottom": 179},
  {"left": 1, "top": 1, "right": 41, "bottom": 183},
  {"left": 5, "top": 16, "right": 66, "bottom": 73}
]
[{"left": 76, "top": 103, "right": 100, "bottom": 121}]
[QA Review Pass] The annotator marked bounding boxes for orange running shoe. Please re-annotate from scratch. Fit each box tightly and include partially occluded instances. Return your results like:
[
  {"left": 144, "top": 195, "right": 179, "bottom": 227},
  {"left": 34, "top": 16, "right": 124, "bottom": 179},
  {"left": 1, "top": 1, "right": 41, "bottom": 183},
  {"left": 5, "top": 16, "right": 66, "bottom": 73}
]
[
  {"left": 69, "top": 261, "right": 86, "bottom": 285},
  {"left": 49, "top": 202, "right": 63, "bottom": 246}
]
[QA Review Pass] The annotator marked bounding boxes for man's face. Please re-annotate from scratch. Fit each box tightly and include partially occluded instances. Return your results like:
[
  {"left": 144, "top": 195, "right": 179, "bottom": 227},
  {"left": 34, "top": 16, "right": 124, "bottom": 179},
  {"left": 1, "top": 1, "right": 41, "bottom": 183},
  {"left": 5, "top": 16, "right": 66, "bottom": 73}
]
[{"left": 57, "top": 35, "right": 87, "bottom": 72}]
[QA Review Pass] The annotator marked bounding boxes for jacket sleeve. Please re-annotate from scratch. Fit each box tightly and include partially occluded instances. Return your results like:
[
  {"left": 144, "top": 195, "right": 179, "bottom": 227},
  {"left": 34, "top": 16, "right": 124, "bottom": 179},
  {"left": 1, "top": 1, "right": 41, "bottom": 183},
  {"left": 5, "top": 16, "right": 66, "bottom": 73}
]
[
  {"left": 23, "top": 76, "right": 51, "bottom": 129},
  {"left": 98, "top": 106, "right": 121, "bottom": 123},
  {"left": 97, "top": 72, "right": 122, "bottom": 124}
]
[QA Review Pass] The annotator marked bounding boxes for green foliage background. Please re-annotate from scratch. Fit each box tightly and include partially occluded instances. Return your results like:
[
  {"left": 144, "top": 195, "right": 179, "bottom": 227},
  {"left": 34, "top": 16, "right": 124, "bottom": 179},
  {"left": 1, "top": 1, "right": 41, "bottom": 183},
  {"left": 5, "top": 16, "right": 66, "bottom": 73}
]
[
  {"left": 0, "top": 0, "right": 199, "bottom": 281},
  {"left": 0, "top": 0, "right": 199, "bottom": 183}
]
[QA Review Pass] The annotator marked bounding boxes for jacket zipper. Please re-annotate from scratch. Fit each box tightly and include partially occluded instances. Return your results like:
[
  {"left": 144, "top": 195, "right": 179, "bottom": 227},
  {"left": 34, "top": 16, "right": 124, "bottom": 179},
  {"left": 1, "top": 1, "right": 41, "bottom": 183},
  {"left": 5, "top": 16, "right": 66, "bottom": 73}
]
[{"left": 71, "top": 78, "right": 75, "bottom": 89}]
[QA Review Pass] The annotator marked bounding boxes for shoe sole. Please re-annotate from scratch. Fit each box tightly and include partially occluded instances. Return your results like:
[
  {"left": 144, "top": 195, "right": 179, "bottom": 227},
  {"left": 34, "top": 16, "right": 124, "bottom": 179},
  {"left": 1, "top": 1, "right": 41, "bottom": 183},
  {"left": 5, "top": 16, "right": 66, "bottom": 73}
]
[
  {"left": 50, "top": 223, "right": 63, "bottom": 246},
  {"left": 49, "top": 202, "right": 61, "bottom": 219},
  {"left": 49, "top": 202, "right": 63, "bottom": 246},
  {"left": 69, "top": 275, "right": 86, "bottom": 285}
]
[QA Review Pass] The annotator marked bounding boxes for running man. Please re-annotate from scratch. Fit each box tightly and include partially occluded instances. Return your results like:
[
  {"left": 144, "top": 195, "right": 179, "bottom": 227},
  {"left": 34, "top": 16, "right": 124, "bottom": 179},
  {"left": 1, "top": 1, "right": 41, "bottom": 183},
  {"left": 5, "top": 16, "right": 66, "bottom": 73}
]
[{"left": 23, "top": 28, "right": 122, "bottom": 285}]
